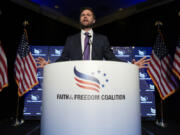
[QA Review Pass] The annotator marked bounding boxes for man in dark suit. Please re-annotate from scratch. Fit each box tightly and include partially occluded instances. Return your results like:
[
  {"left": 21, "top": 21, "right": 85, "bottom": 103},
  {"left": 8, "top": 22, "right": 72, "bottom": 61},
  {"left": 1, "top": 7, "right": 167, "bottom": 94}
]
[
  {"left": 56, "top": 30, "right": 120, "bottom": 61},
  {"left": 36, "top": 7, "right": 149, "bottom": 68}
]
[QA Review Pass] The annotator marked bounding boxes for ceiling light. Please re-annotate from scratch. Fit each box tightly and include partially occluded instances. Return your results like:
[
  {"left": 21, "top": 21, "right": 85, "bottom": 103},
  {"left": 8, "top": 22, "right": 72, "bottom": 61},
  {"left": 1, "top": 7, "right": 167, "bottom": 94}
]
[{"left": 54, "top": 5, "right": 59, "bottom": 9}]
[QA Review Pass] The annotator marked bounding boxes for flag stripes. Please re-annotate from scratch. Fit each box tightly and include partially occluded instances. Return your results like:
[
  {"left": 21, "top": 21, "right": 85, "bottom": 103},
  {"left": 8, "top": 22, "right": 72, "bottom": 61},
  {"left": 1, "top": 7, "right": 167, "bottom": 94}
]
[
  {"left": 0, "top": 44, "right": 8, "bottom": 91},
  {"left": 172, "top": 40, "right": 180, "bottom": 79},
  {"left": 14, "top": 29, "right": 38, "bottom": 96},
  {"left": 147, "top": 29, "right": 179, "bottom": 100}
]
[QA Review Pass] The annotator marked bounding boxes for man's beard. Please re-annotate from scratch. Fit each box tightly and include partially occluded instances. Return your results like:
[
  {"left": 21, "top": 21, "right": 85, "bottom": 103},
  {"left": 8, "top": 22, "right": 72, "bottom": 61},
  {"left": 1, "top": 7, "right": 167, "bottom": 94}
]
[{"left": 80, "top": 22, "right": 94, "bottom": 29}]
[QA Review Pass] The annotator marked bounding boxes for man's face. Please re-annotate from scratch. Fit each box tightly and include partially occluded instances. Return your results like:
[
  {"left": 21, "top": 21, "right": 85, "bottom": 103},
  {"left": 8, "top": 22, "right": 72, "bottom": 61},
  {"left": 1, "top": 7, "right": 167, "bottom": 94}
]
[{"left": 80, "top": 9, "right": 95, "bottom": 29}]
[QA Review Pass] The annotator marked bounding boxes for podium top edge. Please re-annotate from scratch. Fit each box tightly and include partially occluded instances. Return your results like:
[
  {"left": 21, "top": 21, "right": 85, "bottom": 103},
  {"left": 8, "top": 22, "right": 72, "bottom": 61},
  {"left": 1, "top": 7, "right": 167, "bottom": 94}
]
[{"left": 44, "top": 60, "right": 138, "bottom": 69}]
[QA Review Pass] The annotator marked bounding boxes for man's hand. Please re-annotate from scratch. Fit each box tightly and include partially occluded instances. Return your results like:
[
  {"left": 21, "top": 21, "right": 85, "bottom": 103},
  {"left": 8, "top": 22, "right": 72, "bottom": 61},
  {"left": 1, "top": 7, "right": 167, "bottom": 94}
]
[
  {"left": 132, "top": 56, "right": 151, "bottom": 69},
  {"left": 36, "top": 57, "right": 50, "bottom": 68}
]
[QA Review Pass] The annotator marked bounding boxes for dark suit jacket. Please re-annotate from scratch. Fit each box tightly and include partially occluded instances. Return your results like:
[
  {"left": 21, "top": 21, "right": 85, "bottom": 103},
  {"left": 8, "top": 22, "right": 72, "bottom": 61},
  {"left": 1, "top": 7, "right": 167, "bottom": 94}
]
[{"left": 56, "top": 32, "right": 123, "bottom": 62}]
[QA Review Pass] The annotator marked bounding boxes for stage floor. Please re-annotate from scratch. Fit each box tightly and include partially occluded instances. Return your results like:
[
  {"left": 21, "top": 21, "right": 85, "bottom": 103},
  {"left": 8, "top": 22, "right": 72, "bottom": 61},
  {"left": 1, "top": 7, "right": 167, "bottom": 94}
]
[{"left": 0, "top": 119, "right": 180, "bottom": 135}]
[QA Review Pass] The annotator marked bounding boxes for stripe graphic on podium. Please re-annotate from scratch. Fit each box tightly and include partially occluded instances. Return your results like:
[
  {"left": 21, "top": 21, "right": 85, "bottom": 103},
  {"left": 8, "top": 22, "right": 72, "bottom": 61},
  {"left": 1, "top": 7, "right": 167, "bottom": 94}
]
[{"left": 74, "top": 66, "right": 100, "bottom": 92}]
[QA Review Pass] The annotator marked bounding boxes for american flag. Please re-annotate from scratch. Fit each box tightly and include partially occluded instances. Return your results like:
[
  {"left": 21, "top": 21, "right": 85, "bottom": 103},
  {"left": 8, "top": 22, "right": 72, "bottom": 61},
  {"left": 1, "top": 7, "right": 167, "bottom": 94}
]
[
  {"left": 0, "top": 41, "right": 8, "bottom": 91},
  {"left": 147, "top": 28, "right": 179, "bottom": 100},
  {"left": 172, "top": 35, "right": 180, "bottom": 79},
  {"left": 14, "top": 29, "right": 38, "bottom": 96}
]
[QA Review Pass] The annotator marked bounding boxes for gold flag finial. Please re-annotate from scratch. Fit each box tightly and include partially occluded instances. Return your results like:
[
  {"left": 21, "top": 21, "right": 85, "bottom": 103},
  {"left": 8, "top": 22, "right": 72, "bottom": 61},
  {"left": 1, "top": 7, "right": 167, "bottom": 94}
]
[
  {"left": 23, "top": 20, "right": 29, "bottom": 27},
  {"left": 155, "top": 21, "right": 163, "bottom": 26},
  {"left": 178, "top": 11, "right": 180, "bottom": 16}
]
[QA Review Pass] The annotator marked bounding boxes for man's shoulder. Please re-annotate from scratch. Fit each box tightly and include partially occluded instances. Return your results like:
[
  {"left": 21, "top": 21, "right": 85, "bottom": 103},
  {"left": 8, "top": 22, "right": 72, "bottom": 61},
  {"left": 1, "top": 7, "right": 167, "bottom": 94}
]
[
  {"left": 94, "top": 32, "right": 108, "bottom": 39},
  {"left": 68, "top": 32, "right": 80, "bottom": 39}
]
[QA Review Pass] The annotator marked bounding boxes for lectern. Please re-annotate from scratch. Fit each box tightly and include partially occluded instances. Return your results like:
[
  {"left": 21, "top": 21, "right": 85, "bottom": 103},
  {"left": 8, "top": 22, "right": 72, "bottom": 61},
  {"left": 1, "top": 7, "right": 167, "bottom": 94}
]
[{"left": 41, "top": 61, "right": 141, "bottom": 135}]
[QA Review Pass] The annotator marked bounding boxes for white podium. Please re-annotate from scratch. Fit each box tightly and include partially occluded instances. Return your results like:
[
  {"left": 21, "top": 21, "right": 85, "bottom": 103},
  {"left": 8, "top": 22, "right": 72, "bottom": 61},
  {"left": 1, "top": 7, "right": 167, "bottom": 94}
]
[{"left": 41, "top": 61, "right": 141, "bottom": 135}]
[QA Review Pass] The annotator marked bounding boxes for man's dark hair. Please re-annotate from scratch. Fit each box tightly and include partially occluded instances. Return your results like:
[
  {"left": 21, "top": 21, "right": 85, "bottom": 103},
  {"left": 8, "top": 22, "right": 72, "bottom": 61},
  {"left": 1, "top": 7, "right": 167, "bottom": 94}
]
[{"left": 80, "top": 7, "right": 96, "bottom": 19}]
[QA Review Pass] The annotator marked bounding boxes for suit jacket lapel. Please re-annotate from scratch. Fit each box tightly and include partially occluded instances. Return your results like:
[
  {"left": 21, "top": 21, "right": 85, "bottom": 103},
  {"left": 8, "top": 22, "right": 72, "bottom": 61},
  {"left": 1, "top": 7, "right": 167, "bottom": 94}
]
[
  {"left": 92, "top": 33, "right": 98, "bottom": 60},
  {"left": 76, "top": 33, "right": 83, "bottom": 60}
]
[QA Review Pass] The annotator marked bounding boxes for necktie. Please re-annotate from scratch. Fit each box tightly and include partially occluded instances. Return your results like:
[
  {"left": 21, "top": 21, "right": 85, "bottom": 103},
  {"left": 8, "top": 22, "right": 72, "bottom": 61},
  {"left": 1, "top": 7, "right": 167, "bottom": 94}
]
[{"left": 84, "top": 32, "right": 90, "bottom": 60}]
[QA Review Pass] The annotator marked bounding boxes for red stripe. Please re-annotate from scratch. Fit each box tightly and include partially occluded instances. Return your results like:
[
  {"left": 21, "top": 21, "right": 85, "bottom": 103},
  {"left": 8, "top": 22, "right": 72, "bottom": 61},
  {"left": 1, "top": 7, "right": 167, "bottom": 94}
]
[
  {"left": 18, "top": 66, "right": 26, "bottom": 92},
  {"left": 165, "top": 55, "right": 173, "bottom": 71},
  {"left": 173, "top": 50, "right": 180, "bottom": 77},
  {"left": 149, "top": 55, "right": 168, "bottom": 96},
  {"left": 173, "top": 55, "right": 180, "bottom": 68},
  {"left": 147, "top": 68, "right": 163, "bottom": 96},
  {"left": 16, "top": 56, "right": 26, "bottom": 92},
  {"left": 154, "top": 62, "right": 169, "bottom": 96},
  {"left": 74, "top": 77, "right": 100, "bottom": 89},
  {"left": 76, "top": 83, "right": 99, "bottom": 92},
  {"left": 25, "top": 55, "right": 35, "bottom": 85},
  {"left": 29, "top": 53, "right": 37, "bottom": 74},
  {"left": 22, "top": 58, "right": 31, "bottom": 90},
  {"left": 0, "top": 49, "right": 8, "bottom": 85},
  {"left": 0, "top": 67, "right": 5, "bottom": 85},
  {"left": 15, "top": 58, "right": 20, "bottom": 81},
  {"left": 176, "top": 47, "right": 180, "bottom": 57},
  {"left": 0, "top": 51, "right": 7, "bottom": 70},
  {"left": 152, "top": 55, "right": 169, "bottom": 95},
  {"left": 24, "top": 56, "right": 33, "bottom": 86},
  {"left": 29, "top": 54, "right": 38, "bottom": 84},
  {"left": 174, "top": 58, "right": 180, "bottom": 68},
  {"left": 0, "top": 80, "right": 2, "bottom": 89},
  {"left": 163, "top": 56, "right": 178, "bottom": 88},
  {"left": 174, "top": 64, "right": 180, "bottom": 74},
  {"left": 173, "top": 47, "right": 180, "bottom": 73},
  {"left": 151, "top": 52, "right": 161, "bottom": 67},
  {"left": 20, "top": 58, "right": 28, "bottom": 90},
  {"left": 27, "top": 54, "right": 37, "bottom": 83},
  {"left": 174, "top": 65, "right": 180, "bottom": 73},
  {"left": 160, "top": 60, "right": 174, "bottom": 93},
  {"left": 149, "top": 66, "right": 165, "bottom": 97},
  {"left": 15, "top": 65, "right": 20, "bottom": 82},
  {"left": 15, "top": 57, "right": 21, "bottom": 82},
  {"left": 0, "top": 46, "right": 7, "bottom": 66}
]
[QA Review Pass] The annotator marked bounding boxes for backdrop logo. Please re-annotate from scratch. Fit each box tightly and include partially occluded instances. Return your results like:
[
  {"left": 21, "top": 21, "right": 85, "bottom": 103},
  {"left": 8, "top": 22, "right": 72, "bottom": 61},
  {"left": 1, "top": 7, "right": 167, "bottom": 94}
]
[
  {"left": 74, "top": 66, "right": 109, "bottom": 92},
  {"left": 138, "top": 50, "right": 146, "bottom": 56}
]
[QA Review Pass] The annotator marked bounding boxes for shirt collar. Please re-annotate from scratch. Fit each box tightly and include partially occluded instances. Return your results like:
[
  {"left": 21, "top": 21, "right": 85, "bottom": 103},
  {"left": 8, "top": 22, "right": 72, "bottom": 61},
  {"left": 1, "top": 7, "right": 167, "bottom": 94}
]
[{"left": 81, "top": 29, "right": 93, "bottom": 36}]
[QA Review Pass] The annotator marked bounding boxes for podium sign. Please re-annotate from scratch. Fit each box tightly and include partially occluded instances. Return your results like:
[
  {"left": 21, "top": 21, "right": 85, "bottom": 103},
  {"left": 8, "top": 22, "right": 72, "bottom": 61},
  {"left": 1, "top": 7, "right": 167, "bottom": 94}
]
[{"left": 41, "top": 61, "right": 141, "bottom": 135}]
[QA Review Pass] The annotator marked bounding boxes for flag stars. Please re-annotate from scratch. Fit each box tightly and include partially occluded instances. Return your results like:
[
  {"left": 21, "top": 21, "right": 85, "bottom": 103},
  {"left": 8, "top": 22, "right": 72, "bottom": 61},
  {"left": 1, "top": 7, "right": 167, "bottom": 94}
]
[
  {"left": 90, "top": 70, "right": 109, "bottom": 89},
  {"left": 18, "top": 33, "right": 30, "bottom": 58},
  {"left": 154, "top": 33, "right": 169, "bottom": 59}
]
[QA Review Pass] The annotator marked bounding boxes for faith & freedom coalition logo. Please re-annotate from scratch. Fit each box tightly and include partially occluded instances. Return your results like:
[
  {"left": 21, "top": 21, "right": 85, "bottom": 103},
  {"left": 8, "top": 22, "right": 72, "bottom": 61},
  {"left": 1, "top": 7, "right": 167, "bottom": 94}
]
[
  {"left": 56, "top": 66, "right": 126, "bottom": 101},
  {"left": 74, "top": 66, "right": 109, "bottom": 92}
]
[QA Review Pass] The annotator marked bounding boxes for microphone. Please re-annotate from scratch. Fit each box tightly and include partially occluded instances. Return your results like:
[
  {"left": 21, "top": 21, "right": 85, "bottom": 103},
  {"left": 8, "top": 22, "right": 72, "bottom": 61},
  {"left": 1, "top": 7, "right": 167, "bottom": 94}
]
[
  {"left": 87, "top": 35, "right": 92, "bottom": 45},
  {"left": 82, "top": 35, "right": 92, "bottom": 59},
  {"left": 88, "top": 34, "right": 91, "bottom": 39}
]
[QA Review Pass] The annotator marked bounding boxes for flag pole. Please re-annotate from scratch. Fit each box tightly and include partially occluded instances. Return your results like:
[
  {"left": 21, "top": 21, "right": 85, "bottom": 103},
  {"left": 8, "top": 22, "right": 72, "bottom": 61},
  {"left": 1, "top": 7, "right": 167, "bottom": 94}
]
[
  {"left": 154, "top": 21, "right": 167, "bottom": 128},
  {"left": 13, "top": 94, "right": 20, "bottom": 126},
  {"left": 159, "top": 100, "right": 167, "bottom": 127},
  {"left": 13, "top": 20, "right": 29, "bottom": 126}
]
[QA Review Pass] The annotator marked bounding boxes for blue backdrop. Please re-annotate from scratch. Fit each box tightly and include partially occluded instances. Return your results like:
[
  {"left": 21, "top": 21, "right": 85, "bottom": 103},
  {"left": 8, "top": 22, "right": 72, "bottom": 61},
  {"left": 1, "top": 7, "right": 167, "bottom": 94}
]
[{"left": 24, "top": 45, "right": 155, "bottom": 119}]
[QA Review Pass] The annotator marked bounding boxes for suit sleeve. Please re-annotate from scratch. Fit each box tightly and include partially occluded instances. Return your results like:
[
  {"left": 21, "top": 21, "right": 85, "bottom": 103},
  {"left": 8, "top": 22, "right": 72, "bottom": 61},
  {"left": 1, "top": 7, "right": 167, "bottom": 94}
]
[
  {"left": 103, "top": 36, "right": 125, "bottom": 62},
  {"left": 56, "top": 37, "right": 71, "bottom": 62}
]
